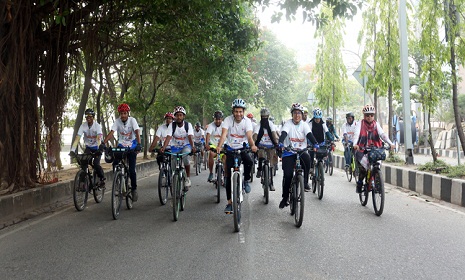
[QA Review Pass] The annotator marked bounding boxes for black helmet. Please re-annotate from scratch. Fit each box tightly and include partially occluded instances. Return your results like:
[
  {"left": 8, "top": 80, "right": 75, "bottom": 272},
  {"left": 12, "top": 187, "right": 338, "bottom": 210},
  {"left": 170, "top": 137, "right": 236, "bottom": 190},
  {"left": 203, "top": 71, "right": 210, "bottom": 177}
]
[
  {"left": 85, "top": 108, "right": 95, "bottom": 117},
  {"left": 104, "top": 149, "right": 114, "bottom": 163},
  {"left": 213, "top": 111, "right": 223, "bottom": 119},
  {"left": 346, "top": 112, "right": 354, "bottom": 118},
  {"left": 195, "top": 122, "right": 201, "bottom": 127}
]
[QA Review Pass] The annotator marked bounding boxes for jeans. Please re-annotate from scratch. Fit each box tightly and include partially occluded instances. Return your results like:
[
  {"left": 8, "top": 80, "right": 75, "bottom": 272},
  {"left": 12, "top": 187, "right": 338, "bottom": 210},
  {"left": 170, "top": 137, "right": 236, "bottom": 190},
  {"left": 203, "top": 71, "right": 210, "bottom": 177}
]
[
  {"left": 224, "top": 151, "right": 253, "bottom": 200},
  {"left": 113, "top": 151, "right": 137, "bottom": 190}
]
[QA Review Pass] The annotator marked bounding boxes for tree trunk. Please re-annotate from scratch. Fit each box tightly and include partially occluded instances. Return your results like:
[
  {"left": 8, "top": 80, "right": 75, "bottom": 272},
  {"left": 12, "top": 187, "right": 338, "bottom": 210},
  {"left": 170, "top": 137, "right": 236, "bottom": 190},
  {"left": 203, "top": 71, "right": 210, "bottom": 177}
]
[{"left": 428, "top": 108, "right": 438, "bottom": 162}]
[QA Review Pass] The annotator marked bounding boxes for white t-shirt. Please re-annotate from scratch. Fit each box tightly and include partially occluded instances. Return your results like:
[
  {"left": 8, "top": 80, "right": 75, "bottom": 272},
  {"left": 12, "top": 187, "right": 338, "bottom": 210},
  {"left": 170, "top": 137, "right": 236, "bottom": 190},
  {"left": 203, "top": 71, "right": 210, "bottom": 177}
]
[
  {"left": 193, "top": 128, "right": 205, "bottom": 144},
  {"left": 206, "top": 122, "right": 223, "bottom": 146},
  {"left": 281, "top": 119, "right": 311, "bottom": 155},
  {"left": 156, "top": 123, "right": 171, "bottom": 148},
  {"left": 77, "top": 122, "right": 102, "bottom": 148},
  {"left": 342, "top": 121, "right": 358, "bottom": 142},
  {"left": 221, "top": 115, "right": 253, "bottom": 149},
  {"left": 111, "top": 117, "right": 140, "bottom": 147},
  {"left": 253, "top": 121, "right": 277, "bottom": 146},
  {"left": 166, "top": 121, "right": 194, "bottom": 148}
]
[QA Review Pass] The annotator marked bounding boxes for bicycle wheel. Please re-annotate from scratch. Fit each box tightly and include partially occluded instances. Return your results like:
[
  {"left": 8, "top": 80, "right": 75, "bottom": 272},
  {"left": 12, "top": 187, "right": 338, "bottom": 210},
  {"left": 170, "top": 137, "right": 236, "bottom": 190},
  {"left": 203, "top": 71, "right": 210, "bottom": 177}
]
[
  {"left": 172, "top": 173, "right": 180, "bottom": 221},
  {"left": 232, "top": 172, "right": 241, "bottom": 232},
  {"left": 359, "top": 179, "right": 369, "bottom": 206},
  {"left": 111, "top": 171, "right": 123, "bottom": 220},
  {"left": 372, "top": 170, "right": 385, "bottom": 216},
  {"left": 328, "top": 153, "right": 333, "bottom": 176},
  {"left": 158, "top": 168, "right": 169, "bottom": 205},
  {"left": 294, "top": 174, "right": 305, "bottom": 227},
  {"left": 92, "top": 170, "right": 104, "bottom": 203},
  {"left": 312, "top": 167, "right": 317, "bottom": 194},
  {"left": 197, "top": 153, "right": 202, "bottom": 174},
  {"left": 125, "top": 177, "right": 133, "bottom": 210},
  {"left": 73, "top": 170, "right": 89, "bottom": 211},
  {"left": 195, "top": 154, "right": 199, "bottom": 176},
  {"left": 324, "top": 157, "right": 329, "bottom": 173},
  {"left": 250, "top": 161, "right": 255, "bottom": 183},
  {"left": 204, "top": 151, "right": 208, "bottom": 170},
  {"left": 317, "top": 161, "right": 324, "bottom": 200},
  {"left": 288, "top": 177, "right": 295, "bottom": 216},
  {"left": 216, "top": 164, "right": 222, "bottom": 203},
  {"left": 180, "top": 176, "right": 186, "bottom": 211},
  {"left": 345, "top": 164, "right": 353, "bottom": 182},
  {"left": 263, "top": 164, "right": 269, "bottom": 204}
]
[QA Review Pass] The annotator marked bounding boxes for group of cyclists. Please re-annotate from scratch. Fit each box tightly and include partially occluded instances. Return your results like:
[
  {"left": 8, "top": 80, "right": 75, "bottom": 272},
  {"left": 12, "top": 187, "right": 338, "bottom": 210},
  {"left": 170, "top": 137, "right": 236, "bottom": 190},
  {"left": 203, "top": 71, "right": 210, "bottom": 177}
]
[{"left": 70, "top": 98, "right": 395, "bottom": 215}]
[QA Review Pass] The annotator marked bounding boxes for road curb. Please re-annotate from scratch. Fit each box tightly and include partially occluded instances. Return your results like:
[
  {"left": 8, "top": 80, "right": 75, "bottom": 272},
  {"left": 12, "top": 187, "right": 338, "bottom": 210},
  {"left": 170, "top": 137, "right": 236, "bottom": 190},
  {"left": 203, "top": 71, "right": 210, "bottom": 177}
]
[
  {"left": 0, "top": 159, "right": 158, "bottom": 229},
  {"left": 334, "top": 155, "right": 465, "bottom": 207}
]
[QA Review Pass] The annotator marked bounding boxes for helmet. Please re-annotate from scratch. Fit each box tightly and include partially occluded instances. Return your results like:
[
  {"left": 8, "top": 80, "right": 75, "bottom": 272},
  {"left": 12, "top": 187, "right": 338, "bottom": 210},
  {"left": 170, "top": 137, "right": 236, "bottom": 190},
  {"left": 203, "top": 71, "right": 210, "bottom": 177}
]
[
  {"left": 326, "top": 117, "right": 333, "bottom": 122},
  {"left": 231, "top": 98, "right": 246, "bottom": 109},
  {"left": 290, "top": 103, "right": 304, "bottom": 113},
  {"left": 173, "top": 106, "right": 186, "bottom": 115},
  {"left": 195, "top": 122, "right": 201, "bottom": 127},
  {"left": 84, "top": 108, "right": 95, "bottom": 117},
  {"left": 213, "top": 111, "right": 223, "bottom": 119},
  {"left": 164, "top": 112, "right": 174, "bottom": 119},
  {"left": 104, "top": 150, "right": 114, "bottom": 163},
  {"left": 269, "top": 116, "right": 275, "bottom": 122},
  {"left": 260, "top": 108, "right": 270, "bottom": 117},
  {"left": 117, "top": 103, "right": 130, "bottom": 113},
  {"left": 313, "top": 108, "right": 323, "bottom": 119},
  {"left": 246, "top": 113, "right": 254, "bottom": 119},
  {"left": 346, "top": 112, "right": 354, "bottom": 118},
  {"left": 303, "top": 107, "right": 308, "bottom": 114},
  {"left": 362, "top": 104, "right": 376, "bottom": 114}
]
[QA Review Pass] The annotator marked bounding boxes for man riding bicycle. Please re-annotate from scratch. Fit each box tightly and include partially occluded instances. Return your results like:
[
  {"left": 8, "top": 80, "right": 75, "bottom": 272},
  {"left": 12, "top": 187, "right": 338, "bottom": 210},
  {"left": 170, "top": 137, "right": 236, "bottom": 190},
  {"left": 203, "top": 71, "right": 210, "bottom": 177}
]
[
  {"left": 193, "top": 122, "right": 205, "bottom": 165},
  {"left": 217, "top": 99, "right": 257, "bottom": 214},
  {"left": 278, "top": 103, "right": 318, "bottom": 208},
  {"left": 342, "top": 112, "right": 357, "bottom": 168},
  {"left": 70, "top": 108, "right": 106, "bottom": 187},
  {"left": 308, "top": 108, "right": 334, "bottom": 180},
  {"left": 353, "top": 105, "right": 395, "bottom": 193},
  {"left": 205, "top": 111, "right": 225, "bottom": 182},
  {"left": 149, "top": 112, "right": 174, "bottom": 168},
  {"left": 103, "top": 103, "right": 142, "bottom": 201},
  {"left": 326, "top": 117, "right": 340, "bottom": 141}
]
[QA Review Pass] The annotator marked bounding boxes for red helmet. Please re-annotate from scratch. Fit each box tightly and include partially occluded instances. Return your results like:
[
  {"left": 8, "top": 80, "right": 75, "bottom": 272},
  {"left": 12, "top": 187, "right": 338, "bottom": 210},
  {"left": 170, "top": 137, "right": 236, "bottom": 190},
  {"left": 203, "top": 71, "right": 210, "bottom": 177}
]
[
  {"left": 164, "top": 112, "right": 174, "bottom": 119},
  {"left": 246, "top": 113, "right": 254, "bottom": 119},
  {"left": 117, "top": 103, "right": 130, "bottom": 113}
]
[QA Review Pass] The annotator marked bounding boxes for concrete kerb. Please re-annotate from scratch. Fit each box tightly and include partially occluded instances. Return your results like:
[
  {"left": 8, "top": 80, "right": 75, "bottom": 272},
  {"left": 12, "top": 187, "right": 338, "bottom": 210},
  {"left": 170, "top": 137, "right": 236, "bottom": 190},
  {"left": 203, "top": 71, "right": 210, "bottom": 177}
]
[
  {"left": 333, "top": 155, "right": 465, "bottom": 207},
  {"left": 0, "top": 159, "right": 158, "bottom": 229}
]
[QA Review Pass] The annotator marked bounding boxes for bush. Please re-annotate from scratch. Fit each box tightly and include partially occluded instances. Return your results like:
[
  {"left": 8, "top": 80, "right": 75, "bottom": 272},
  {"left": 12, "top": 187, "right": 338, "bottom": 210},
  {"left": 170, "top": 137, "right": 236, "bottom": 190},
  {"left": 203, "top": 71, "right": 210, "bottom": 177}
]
[
  {"left": 385, "top": 153, "right": 403, "bottom": 163},
  {"left": 446, "top": 165, "right": 465, "bottom": 179},
  {"left": 418, "top": 160, "right": 450, "bottom": 174}
]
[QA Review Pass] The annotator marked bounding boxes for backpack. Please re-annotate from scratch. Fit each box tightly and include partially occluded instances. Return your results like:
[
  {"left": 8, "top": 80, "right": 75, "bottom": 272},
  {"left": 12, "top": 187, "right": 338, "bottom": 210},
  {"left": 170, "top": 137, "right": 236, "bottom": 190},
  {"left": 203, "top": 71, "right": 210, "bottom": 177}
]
[{"left": 172, "top": 121, "right": 189, "bottom": 136}]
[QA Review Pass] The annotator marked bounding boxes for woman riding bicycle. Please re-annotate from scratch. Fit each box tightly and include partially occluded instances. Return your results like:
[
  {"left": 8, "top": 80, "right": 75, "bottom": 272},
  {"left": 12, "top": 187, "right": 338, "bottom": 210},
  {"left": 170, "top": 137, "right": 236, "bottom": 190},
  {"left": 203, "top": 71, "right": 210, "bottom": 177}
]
[
  {"left": 277, "top": 103, "right": 318, "bottom": 208},
  {"left": 353, "top": 105, "right": 395, "bottom": 193}
]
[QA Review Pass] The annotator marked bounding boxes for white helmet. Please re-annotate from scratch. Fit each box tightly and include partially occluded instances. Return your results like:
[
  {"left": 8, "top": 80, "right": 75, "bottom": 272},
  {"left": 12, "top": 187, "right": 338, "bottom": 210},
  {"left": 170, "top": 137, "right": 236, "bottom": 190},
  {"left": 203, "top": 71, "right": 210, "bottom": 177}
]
[
  {"left": 362, "top": 104, "right": 376, "bottom": 114},
  {"left": 173, "top": 106, "right": 186, "bottom": 115},
  {"left": 290, "top": 103, "right": 304, "bottom": 113},
  {"left": 231, "top": 98, "right": 246, "bottom": 109}
]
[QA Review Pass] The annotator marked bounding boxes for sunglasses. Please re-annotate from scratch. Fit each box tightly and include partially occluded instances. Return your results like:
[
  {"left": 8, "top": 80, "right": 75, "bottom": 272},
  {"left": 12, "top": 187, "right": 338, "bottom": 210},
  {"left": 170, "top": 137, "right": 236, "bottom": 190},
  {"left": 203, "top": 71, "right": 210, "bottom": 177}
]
[
  {"left": 364, "top": 114, "right": 374, "bottom": 117},
  {"left": 85, "top": 115, "right": 94, "bottom": 118}
]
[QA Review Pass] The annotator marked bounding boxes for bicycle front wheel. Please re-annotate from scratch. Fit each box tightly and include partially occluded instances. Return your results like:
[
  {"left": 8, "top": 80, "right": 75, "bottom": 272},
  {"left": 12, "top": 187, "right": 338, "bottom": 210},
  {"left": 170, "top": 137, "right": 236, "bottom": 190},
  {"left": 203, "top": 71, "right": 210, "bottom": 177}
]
[
  {"left": 328, "top": 153, "right": 333, "bottom": 176},
  {"left": 317, "top": 161, "right": 324, "bottom": 200},
  {"left": 216, "top": 164, "right": 222, "bottom": 203},
  {"left": 195, "top": 155, "right": 199, "bottom": 176},
  {"left": 294, "top": 174, "right": 305, "bottom": 227},
  {"left": 125, "top": 177, "right": 133, "bottom": 210},
  {"left": 172, "top": 174, "right": 180, "bottom": 221},
  {"left": 158, "top": 168, "right": 169, "bottom": 205},
  {"left": 232, "top": 172, "right": 241, "bottom": 232},
  {"left": 92, "top": 170, "right": 104, "bottom": 203},
  {"left": 345, "top": 164, "right": 353, "bottom": 182},
  {"left": 263, "top": 165, "right": 269, "bottom": 205},
  {"left": 372, "top": 170, "right": 385, "bottom": 216},
  {"left": 359, "top": 179, "right": 369, "bottom": 206},
  {"left": 111, "top": 171, "right": 123, "bottom": 220},
  {"left": 73, "top": 170, "right": 89, "bottom": 211},
  {"left": 180, "top": 177, "right": 186, "bottom": 211}
]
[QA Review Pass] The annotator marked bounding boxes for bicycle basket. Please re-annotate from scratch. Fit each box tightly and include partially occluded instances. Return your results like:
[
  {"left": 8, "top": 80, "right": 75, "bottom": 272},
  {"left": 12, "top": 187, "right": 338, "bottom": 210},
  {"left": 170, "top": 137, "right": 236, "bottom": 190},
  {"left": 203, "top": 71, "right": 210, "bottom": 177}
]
[
  {"left": 368, "top": 148, "right": 386, "bottom": 163},
  {"left": 76, "top": 154, "right": 94, "bottom": 165},
  {"left": 316, "top": 146, "right": 328, "bottom": 159},
  {"left": 111, "top": 147, "right": 129, "bottom": 160}
]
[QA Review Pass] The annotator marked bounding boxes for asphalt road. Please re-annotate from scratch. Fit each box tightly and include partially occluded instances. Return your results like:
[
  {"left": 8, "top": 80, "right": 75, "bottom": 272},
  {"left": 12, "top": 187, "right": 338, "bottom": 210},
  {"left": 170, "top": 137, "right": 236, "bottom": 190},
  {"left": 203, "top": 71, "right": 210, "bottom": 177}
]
[{"left": 1, "top": 164, "right": 465, "bottom": 280}]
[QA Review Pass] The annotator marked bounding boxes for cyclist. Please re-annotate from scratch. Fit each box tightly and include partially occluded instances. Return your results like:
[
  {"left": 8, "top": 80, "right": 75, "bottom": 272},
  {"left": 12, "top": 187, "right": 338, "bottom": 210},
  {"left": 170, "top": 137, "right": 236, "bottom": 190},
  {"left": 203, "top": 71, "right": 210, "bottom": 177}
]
[
  {"left": 302, "top": 107, "right": 309, "bottom": 123},
  {"left": 205, "top": 111, "right": 225, "bottom": 182},
  {"left": 308, "top": 108, "right": 334, "bottom": 182},
  {"left": 253, "top": 108, "right": 279, "bottom": 192},
  {"left": 326, "top": 117, "right": 340, "bottom": 141},
  {"left": 353, "top": 105, "right": 395, "bottom": 193},
  {"left": 278, "top": 103, "right": 318, "bottom": 208},
  {"left": 160, "top": 106, "right": 195, "bottom": 189},
  {"left": 70, "top": 108, "right": 106, "bottom": 187},
  {"left": 148, "top": 112, "right": 174, "bottom": 168},
  {"left": 103, "top": 103, "right": 142, "bottom": 201},
  {"left": 342, "top": 112, "right": 357, "bottom": 168},
  {"left": 217, "top": 99, "right": 257, "bottom": 214},
  {"left": 193, "top": 122, "right": 205, "bottom": 165}
]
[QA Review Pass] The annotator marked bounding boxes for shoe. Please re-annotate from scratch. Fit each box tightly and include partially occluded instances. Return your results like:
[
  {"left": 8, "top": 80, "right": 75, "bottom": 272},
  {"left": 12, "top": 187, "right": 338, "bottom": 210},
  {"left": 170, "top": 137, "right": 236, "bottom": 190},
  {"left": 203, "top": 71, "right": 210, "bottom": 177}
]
[
  {"left": 208, "top": 173, "right": 214, "bottom": 182},
  {"left": 279, "top": 199, "right": 289, "bottom": 209},
  {"left": 309, "top": 167, "right": 314, "bottom": 175},
  {"left": 356, "top": 181, "right": 363, "bottom": 193},
  {"left": 224, "top": 204, "right": 233, "bottom": 214},
  {"left": 269, "top": 183, "right": 275, "bottom": 191},
  {"left": 185, "top": 178, "right": 191, "bottom": 187},
  {"left": 256, "top": 170, "right": 262, "bottom": 178},
  {"left": 304, "top": 184, "right": 311, "bottom": 192},
  {"left": 244, "top": 181, "right": 251, "bottom": 193},
  {"left": 132, "top": 189, "right": 138, "bottom": 202},
  {"left": 98, "top": 178, "right": 106, "bottom": 189}
]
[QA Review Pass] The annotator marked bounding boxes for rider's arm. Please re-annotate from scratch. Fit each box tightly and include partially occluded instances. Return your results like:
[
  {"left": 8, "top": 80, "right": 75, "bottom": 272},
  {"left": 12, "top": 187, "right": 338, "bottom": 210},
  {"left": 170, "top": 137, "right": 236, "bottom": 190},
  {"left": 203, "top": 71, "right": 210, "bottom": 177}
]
[
  {"left": 352, "top": 122, "right": 362, "bottom": 150},
  {"left": 205, "top": 133, "right": 211, "bottom": 147},
  {"left": 376, "top": 123, "right": 394, "bottom": 145},
  {"left": 103, "top": 130, "right": 115, "bottom": 145},
  {"left": 246, "top": 130, "right": 257, "bottom": 152},
  {"left": 306, "top": 132, "right": 318, "bottom": 145},
  {"left": 161, "top": 123, "right": 173, "bottom": 151},
  {"left": 70, "top": 135, "right": 81, "bottom": 152},
  {"left": 149, "top": 136, "right": 160, "bottom": 151},
  {"left": 216, "top": 127, "right": 228, "bottom": 153},
  {"left": 278, "top": 131, "right": 287, "bottom": 144}
]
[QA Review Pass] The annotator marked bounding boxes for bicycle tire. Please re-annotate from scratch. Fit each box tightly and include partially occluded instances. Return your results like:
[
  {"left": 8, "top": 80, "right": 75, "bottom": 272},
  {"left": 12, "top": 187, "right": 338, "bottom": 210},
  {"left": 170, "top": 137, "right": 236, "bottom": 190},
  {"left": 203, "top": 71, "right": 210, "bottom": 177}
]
[
  {"left": 158, "top": 167, "right": 169, "bottom": 205},
  {"left": 198, "top": 153, "right": 202, "bottom": 174},
  {"left": 294, "top": 174, "right": 305, "bottom": 227},
  {"left": 345, "top": 165, "right": 353, "bottom": 182},
  {"left": 263, "top": 164, "right": 269, "bottom": 204},
  {"left": 324, "top": 157, "right": 329, "bottom": 173},
  {"left": 92, "top": 170, "right": 104, "bottom": 203},
  {"left": 73, "top": 170, "right": 88, "bottom": 211},
  {"left": 372, "top": 170, "right": 385, "bottom": 216},
  {"left": 329, "top": 153, "right": 333, "bottom": 176},
  {"left": 180, "top": 176, "right": 186, "bottom": 211},
  {"left": 288, "top": 177, "right": 294, "bottom": 216},
  {"left": 172, "top": 173, "right": 180, "bottom": 221},
  {"left": 204, "top": 151, "right": 208, "bottom": 170},
  {"left": 216, "top": 164, "right": 222, "bottom": 203},
  {"left": 195, "top": 154, "right": 199, "bottom": 176},
  {"left": 250, "top": 160, "right": 255, "bottom": 183},
  {"left": 317, "top": 161, "right": 324, "bottom": 200},
  {"left": 232, "top": 172, "right": 241, "bottom": 232},
  {"left": 359, "top": 180, "right": 369, "bottom": 206},
  {"left": 312, "top": 167, "right": 317, "bottom": 194},
  {"left": 111, "top": 171, "right": 123, "bottom": 220},
  {"left": 125, "top": 176, "right": 133, "bottom": 210}
]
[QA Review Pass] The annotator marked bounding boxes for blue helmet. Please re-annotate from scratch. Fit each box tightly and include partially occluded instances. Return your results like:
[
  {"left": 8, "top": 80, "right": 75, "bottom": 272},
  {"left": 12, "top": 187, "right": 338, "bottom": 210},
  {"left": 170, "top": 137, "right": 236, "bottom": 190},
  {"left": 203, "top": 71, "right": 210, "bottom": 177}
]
[{"left": 313, "top": 108, "right": 323, "bottom": 119}]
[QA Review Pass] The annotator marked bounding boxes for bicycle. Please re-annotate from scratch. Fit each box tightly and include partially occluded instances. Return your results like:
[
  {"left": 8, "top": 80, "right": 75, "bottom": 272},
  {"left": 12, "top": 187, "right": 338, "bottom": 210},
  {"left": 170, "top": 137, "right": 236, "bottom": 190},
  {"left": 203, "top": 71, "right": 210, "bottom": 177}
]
[
  {"left": 324, "top": 141, "right": 336, "bottom": 176},
  {"left": 110, "top": 147, "right": 134, "bottom": 220},
  {"left": 312, "top": 142, "right": 328, "bottom": 200},
  {"left": 72, "top": 151, "right": 105, "bottom": 211},
  {"left": 283, "top": 145, "right": 308, "bottom": 228},
  {"left": 248, "top": 151, "right": 256, "bottom": 182},
  {"left": 194, "top": 143, "right": 203, "bottom": 175},
  {"left": 209, "top": 147, "right": 225, "bottom": 203},
  {"left": 224, "top": 145, "right": 251, "bottom": 232},
  {"left": 203, "top": 148, "right": 209, "bottom": 171},
  {"left": 358, "top": 143, "right": 390, "bottom": 216},
  {"left": 164, "top": 150, "right": 191, "bottom": 221},
  {"left": 344, "top": 142, "right": 359, "bottom": 183},
  {"left": 154, "top": 148, "right": 172, "bottom": 205},
  {"left": 258, "top": 145, "right": 275, "bottom": 205}
]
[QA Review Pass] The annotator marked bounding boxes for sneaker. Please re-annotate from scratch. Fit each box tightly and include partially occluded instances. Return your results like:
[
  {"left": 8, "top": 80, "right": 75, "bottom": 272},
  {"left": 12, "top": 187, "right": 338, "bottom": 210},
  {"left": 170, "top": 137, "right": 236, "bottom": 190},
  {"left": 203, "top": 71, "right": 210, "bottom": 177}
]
[
  {"left": 256, "top": 170, "right": 262, "bottom": 178},
  {"left": 356, "top": 181, "right": 363, "bottom": 193},
  {"left": 224, "top": 204, "right": 233, "bottom": 214},
  {"left": 269, "top": 182, "right": 275, "bottom": 191},
  {"left": 208, "top": 173, "right": 214, "bottom": 182},
  {"left": 304, "top": 184, "right": 311, "bottom": 192},
  {"left": 185, "top": 177, "right": 191, "bottom": 187},
  {"left": 98, "top": 178, "right": 106, "bottom": 189},
  {"left": 244, "top": 181, "right": 251, "bottom": 193},
  {"left": 279, "top": 198, "right": 289, "bottom": 209},
  {"left": 132, "top": 189, "right": 138, "bottom": 202}
]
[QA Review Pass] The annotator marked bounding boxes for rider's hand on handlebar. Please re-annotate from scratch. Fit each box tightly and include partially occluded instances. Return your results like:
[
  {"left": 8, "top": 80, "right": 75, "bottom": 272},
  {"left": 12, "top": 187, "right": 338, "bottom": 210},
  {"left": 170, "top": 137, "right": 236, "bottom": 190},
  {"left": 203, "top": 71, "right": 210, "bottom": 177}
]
[
  {"left": 251, "top": 145, "right": 258, "bottom": 153},
  {"left": 353, "top": 145, "right": 359, "bottom": 151},
  {"left": 69, "top": 151, "right": 76, "bottom": 157}
]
